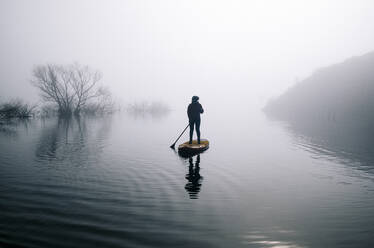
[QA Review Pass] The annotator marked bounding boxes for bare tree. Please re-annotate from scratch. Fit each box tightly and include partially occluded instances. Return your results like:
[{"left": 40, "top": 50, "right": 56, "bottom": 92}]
[
  {"left": 31, "top": 63, "right": 112, "bottom": 115},
  {"left": 70, "top": 64, "right": 103, "bottom": 114}
]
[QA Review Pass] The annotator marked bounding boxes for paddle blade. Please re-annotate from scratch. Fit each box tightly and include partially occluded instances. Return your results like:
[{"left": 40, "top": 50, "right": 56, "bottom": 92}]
[{"left": 170, "top": 143, "right": 176, "bottom": 149}]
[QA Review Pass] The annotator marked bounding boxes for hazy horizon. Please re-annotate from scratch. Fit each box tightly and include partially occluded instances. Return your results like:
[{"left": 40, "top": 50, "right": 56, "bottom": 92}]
[
  {"left": 2, "top": 2, "right": 374, "bottom": 247},
  {"left": 1, "top": 0, "right": 374, "bottom": 109}
]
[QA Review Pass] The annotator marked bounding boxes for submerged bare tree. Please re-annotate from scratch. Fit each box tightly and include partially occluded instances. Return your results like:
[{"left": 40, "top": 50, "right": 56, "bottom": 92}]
[
  {"left": 31, "top": 63, "right": 112, "bottom": 115},
  {"left": 0, "top": 99, "right": 37, "bottom": 119}
]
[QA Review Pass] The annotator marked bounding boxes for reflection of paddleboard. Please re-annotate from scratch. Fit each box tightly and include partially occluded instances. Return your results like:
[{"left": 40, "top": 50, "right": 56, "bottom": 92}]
[{"left": 178, "top": 139, "right": 209, "bottom": 156}]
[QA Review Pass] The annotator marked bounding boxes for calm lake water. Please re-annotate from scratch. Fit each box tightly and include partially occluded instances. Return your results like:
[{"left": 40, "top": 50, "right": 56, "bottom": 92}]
[{"left": 1, "top": 108, "right": 374, "bottom": 248}]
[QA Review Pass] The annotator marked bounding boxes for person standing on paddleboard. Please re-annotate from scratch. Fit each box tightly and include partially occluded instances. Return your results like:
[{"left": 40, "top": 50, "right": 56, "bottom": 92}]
[{"left": 187, "top": 96, "right": 204, "bottom": 144}]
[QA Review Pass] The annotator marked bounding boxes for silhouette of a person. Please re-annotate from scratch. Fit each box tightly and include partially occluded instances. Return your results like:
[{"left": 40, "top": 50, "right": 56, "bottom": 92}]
[
  {"left": 185, "top": 154, "right": 203, "bottom": 199},
  {"left": 187, "top": 96, "right": 204, "bottom": 144}
]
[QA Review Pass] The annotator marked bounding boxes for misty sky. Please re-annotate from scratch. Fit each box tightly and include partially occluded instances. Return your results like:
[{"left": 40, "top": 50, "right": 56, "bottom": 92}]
[{"left": 1, "top": 0, "right": 374, "bottom": 109}]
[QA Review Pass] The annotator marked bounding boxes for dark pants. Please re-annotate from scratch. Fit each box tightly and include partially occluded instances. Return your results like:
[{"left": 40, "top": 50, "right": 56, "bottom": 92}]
[{"left": 189, "top": 118, "right": 201, "bottom": 143}]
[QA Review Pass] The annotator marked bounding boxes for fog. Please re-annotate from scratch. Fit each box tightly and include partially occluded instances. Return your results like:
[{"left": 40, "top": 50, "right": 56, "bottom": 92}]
[
  {"left": 1, "top": 0, "right": 374, "bottom": 109},
  {"left": 3, "top": 2, "right": 374, "bottom": 247}
]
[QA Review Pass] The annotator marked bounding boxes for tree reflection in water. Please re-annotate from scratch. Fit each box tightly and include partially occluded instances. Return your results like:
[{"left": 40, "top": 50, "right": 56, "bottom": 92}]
[{"left": 34, "top": 116, "right": 111, "bottom": 165}]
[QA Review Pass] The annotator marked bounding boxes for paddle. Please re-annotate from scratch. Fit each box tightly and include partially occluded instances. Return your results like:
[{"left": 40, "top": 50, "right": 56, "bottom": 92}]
[{"left": 170, "top": 123, "right": 190, "bottom": 149}]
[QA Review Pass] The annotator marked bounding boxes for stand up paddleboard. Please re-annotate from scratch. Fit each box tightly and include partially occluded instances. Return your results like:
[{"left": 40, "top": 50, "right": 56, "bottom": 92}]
[{"left": 178, "top": 139, "right": 209, "bottom": 157}]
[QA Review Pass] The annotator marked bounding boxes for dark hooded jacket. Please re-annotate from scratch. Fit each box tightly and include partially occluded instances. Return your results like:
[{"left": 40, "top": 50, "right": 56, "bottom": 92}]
[{"left": 187, "top": 101, "right": 204, "bottom": 120}]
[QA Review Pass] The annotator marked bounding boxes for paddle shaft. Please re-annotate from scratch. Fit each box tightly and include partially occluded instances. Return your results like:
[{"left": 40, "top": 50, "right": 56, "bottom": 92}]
[{"left": 170, "top": 123, "right": 190, "bottom": 148}]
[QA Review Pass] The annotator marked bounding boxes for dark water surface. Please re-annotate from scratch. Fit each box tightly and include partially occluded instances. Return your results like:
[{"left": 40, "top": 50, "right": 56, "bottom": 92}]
[{"left": 1, "top": 109, "right": 374, "bottom": 248}]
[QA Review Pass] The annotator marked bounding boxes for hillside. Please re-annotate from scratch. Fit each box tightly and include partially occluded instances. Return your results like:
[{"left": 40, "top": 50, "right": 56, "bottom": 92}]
[
  {"left": 264, "top": 51, "right": 374, "bottom": 169},
  {"left": 265, "top": 51, "right": 374, "bottom": 126}
]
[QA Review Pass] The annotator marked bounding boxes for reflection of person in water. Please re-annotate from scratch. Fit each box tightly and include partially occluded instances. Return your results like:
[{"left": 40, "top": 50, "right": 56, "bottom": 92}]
[{"left": 185, "top": 154, "right": 203, "bottom": 199}]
